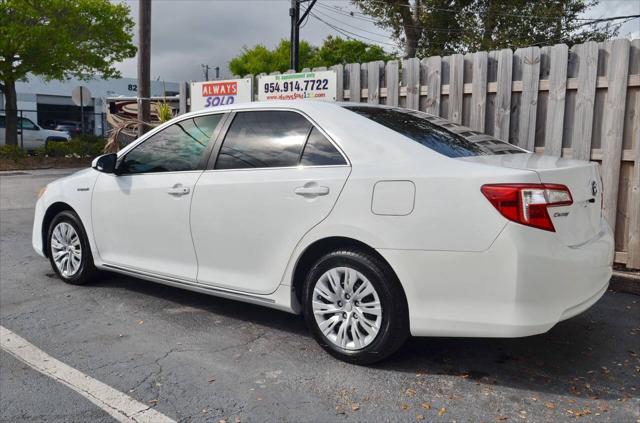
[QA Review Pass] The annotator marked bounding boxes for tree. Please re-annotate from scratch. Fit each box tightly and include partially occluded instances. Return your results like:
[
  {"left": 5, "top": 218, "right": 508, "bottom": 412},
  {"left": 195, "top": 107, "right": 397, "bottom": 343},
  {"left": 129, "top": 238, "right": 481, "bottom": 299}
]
[
  {"left": 351, "top": 0, "right": 619, "bottom": 58},
  {"left": 229, "top": 36, "right": 395, "bottom": 76},
  {"left": 0, "top": 0, "right": 136, "bottom": 146},
  {"left": 306, "top": 36, "right": 396, "bottom": 68}
]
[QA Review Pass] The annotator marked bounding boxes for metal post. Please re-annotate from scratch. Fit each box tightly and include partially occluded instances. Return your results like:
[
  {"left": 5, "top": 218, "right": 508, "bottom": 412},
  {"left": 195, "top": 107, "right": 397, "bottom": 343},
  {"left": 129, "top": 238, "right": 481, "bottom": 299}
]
[
  {"left": 215, "top": 67, "right": 220, "bottom": 79},
  {"left": 80, "top": 86, "right": 85, "bottom": 136},
  {"left": 19, "top": 109, "right": 23, "bottom": 150}
]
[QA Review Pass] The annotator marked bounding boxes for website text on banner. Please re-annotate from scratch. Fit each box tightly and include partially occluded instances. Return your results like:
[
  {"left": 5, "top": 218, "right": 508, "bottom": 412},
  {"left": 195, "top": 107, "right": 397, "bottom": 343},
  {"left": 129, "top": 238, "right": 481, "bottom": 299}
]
[
  {"left": 190, "top": 78, "right": 253, "bottom": 111},
  {"left": 258, "top": 71, "right": 337, "bottom": 102}
]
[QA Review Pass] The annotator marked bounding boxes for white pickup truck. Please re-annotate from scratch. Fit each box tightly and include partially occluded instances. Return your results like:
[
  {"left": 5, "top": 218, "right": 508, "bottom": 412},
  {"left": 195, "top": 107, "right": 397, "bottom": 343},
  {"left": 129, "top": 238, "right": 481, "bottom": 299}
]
[{"left": 1, "top": 115, "right": 70, "bottom": 150}]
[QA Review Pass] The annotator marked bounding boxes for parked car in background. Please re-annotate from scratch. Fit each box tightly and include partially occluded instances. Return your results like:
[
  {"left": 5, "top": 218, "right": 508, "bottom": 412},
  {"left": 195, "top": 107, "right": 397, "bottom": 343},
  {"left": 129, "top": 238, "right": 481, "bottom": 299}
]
[
  {"left": 53, "top": 121, "right": 83, "bottom": 138},
  {"left": 0, "top": 115, "right": 70, "bottom": 150},
  {"left": 32, "top": 101, "right": 614, "bottom": 364}
]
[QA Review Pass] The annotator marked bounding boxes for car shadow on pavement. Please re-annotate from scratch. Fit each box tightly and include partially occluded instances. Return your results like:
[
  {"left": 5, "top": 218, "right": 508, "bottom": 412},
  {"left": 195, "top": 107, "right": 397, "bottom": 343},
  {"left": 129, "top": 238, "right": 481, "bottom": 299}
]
[{"left": 92, "top": 274, "right": 638, "bottom": 402}]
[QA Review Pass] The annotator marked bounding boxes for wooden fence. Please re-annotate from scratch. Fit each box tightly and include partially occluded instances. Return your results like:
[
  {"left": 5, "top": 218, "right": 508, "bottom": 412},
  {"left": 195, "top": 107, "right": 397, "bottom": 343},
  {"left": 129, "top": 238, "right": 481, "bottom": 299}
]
[{"left": 241, "top": 39, "right": 640, "bottom": 269}]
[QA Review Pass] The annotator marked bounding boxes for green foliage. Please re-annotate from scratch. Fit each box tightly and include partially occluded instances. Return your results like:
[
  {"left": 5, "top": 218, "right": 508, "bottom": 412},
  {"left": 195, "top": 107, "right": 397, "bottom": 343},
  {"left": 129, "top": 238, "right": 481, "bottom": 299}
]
[
  {"left": 229, "top": 36, "right": 396, "bottom": 75},
  {"left": 352, "top": 0, "right": 619, "bottom": 57},
  {"left": 229, "top": 39, "right": 316, "bottom": 75},
  {"left": 306, "top": 36, "right": 396, "bottom": 68},
  {"left": 45, "top": 140, "right": 106, "bottom": 158},
  {"left": 0, "top": 0, "right": 136, "bottom": 145},
  {"left": 0, "top": 0, "right": 136, "bottom": 83},
  {"left": 0, "top": 144, "right": 27, "bottom": 160},
  {"left": 156, "top": 101, "right": 173, "bottom": 123}
]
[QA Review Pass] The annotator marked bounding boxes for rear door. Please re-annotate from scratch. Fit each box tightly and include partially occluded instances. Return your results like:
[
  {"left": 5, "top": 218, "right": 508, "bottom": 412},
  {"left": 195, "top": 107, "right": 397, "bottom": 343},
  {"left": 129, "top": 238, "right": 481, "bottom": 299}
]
[{"left": 190, "top": 110, "right": 350, "bottom": 294}]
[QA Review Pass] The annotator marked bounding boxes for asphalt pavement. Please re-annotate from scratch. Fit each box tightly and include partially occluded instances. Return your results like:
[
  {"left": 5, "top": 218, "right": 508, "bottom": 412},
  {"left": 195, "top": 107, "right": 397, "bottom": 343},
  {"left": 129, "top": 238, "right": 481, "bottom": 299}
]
[{"left": 1, "top": 168, "right": 639, "bottom": 422}]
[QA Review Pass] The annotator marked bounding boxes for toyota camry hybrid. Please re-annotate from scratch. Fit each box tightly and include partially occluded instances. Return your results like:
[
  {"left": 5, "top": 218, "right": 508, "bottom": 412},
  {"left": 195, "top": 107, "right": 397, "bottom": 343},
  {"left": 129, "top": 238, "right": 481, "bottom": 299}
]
[{"left": 33, "top": 101, "right": 614, "bottom": 364}]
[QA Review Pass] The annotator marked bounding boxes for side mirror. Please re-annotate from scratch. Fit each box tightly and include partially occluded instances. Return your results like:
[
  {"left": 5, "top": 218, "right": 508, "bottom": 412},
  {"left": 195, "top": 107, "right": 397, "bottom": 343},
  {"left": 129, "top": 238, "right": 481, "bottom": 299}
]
[{"left": 92, "top": 153, "right": 118, "bottom": 174}]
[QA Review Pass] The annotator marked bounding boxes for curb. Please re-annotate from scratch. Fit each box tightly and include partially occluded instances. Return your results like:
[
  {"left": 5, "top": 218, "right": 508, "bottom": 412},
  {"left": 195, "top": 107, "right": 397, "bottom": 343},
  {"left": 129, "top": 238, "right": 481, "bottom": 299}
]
[{"left": 610, "top": 270, "right": 640, "bottom": 296}]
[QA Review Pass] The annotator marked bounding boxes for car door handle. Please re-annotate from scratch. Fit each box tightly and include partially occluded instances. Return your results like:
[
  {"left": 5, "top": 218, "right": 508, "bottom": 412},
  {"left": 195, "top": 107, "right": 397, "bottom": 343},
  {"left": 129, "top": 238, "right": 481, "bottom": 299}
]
[
  {"left": 295, "top": 184, "right": 330, "bottom": 197},
  {"left": 167, "top": 184, "right": 190, "bottom": 196}
]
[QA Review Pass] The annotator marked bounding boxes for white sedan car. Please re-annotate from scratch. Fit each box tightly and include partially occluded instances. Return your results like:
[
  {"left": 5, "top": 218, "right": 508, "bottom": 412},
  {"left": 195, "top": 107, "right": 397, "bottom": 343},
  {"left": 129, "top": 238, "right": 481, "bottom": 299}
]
[{"left": 33, "top": 101, "right": 613, "bottom": 363}]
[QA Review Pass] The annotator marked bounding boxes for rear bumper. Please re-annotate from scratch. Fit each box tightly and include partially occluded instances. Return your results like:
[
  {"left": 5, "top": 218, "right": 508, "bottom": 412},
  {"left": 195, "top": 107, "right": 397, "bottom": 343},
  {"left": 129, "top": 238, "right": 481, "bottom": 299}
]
[{"left": 378, "top": 219, "right": 614, "bottom": 338}]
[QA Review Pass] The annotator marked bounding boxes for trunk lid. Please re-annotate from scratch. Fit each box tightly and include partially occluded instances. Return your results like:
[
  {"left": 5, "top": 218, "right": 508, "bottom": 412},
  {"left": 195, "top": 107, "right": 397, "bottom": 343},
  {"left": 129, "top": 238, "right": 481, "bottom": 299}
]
[{"left": 460, "top": 153, "right": 603, "bottom": 246}]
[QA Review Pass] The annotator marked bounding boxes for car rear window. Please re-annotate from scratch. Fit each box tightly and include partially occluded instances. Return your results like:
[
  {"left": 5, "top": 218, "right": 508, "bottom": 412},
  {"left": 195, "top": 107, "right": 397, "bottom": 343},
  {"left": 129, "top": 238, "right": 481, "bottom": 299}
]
[{"left": 344, "top": 106, "right": 524, "bottom": 157}]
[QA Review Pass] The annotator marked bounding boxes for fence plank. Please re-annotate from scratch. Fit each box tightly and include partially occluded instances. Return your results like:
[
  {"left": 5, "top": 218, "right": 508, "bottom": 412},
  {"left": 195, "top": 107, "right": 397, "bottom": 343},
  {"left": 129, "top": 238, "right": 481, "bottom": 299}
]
[
  {"left": 367, "top": 61, "right": 384, "bottom": 104},
  {"left": 494, "top": 49, "right": 513, "bottom": 141},
  {"left": 386, "top": 60, "right": 399, "bottom": 107},
  {"left": 330, "top": 64, "right": 344, "bottom": 101},
  {"left": 601, "top": 39, "right": 630, "bottom": 230},
  {"left": 628, "top": 39, "right": 640, "bottom": 270},
  {"left": 347, "top": 63, "right": 361, "bottom": 102},
  {"left": 424, "top": 56, "right": 442, "bottom": 115},
  {"left": 629, "top": 86, "right": 640, "bottom": 269},
  {"left": 571, "top": 41, "right": 599, "bottom": 161},
  {"left": 403, "top": 57, "right": 420, "bottom": 110},
  {"left": 544, "top": 44, "right": 569, "bottom": 156},
  {"left": 515, "top": 46, "right": 540, "bottom": 150},
  {"left": 470, "top": 52, "right": 488, "bottom": 131},
  {"left": 449, "top": 54, "right": 464, "bottom": 123}
]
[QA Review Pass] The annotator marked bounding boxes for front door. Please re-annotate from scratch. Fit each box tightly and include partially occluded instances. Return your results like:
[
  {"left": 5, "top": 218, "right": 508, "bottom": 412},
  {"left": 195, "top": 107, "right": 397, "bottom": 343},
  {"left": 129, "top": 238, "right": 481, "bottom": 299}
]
[
  {"left": 92, "top": 113, "right": 225, "bottom": 280},
  {"left": 191, "top": 110, "right": 350, "bottom": 294}
]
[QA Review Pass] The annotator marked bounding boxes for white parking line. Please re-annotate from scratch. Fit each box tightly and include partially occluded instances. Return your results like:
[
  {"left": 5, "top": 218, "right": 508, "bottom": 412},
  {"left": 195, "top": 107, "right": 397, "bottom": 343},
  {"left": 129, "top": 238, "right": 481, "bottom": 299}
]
[{"left": 0, "top": 326, "right": 176, "bottom": 423}]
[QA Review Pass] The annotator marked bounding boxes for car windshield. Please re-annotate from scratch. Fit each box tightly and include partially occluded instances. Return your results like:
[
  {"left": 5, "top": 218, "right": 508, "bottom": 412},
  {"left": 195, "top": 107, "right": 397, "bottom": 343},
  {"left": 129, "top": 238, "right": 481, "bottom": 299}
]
[{"left": 344, "top": 106, "right": 525, "bottom": 158}]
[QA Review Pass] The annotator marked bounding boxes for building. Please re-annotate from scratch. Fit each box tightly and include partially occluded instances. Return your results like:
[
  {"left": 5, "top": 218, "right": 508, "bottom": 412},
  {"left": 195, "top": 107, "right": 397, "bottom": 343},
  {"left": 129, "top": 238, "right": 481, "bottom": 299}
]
[{"left": 0, "top": 76, "right": 179, "bottom": 136}]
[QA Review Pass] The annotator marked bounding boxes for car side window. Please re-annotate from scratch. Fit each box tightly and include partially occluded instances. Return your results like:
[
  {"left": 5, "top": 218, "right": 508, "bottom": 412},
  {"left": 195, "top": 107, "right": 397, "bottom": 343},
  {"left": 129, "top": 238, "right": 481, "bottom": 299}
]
[
  {"left": 120, "top": 114, "right": 223, "bottom": 174},
  {"left": 300, "top": 127, "right": 346, "bottom": 166},
  {"left": 20, "top": 118, "right": 38, "bottom": 130},
  {"left": 0, "top": 116, "right": 5, "bottom": 128},
  {"left": 215, "top": 111, "right": 311, "bottom": 170}
]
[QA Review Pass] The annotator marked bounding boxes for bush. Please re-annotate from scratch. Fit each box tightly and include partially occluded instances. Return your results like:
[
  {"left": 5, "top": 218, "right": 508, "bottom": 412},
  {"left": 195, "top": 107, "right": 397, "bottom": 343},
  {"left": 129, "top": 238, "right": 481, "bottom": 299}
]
[
  {"left": 0, "top": 144, "right": 27, "bottom": 161},
  {"left": 46, "top": 139, "right": 106, "bottom": 157}
]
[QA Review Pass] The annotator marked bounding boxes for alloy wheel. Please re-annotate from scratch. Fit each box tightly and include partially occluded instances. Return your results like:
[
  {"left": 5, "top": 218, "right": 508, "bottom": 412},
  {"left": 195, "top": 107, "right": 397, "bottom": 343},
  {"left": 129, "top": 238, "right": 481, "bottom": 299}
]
[{"left": 50, "top": 222, "right": 82, "bottom": 278}]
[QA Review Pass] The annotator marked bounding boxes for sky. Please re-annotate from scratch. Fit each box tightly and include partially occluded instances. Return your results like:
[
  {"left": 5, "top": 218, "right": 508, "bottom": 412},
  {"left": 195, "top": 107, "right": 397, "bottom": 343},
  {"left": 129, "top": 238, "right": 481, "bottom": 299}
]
[{"left": 114, "top": 0, "right": 640, "bottom": 82}]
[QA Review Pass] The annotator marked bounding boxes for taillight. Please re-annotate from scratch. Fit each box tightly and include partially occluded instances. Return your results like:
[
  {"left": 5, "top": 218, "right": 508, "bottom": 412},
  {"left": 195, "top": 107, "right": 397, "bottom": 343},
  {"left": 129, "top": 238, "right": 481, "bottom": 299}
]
[{"left": 481, "top": 184, "right": 572, "bottom": 232}]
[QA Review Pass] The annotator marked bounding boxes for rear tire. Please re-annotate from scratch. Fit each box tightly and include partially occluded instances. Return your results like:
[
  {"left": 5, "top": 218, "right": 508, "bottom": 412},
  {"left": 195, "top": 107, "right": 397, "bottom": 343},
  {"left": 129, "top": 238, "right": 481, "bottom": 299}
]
[
  {"left": 47, "top": 210, "right": 98, "bottom": 285},
  {"left": 302, "top": 248, "right": 409, "bottom": 364}
]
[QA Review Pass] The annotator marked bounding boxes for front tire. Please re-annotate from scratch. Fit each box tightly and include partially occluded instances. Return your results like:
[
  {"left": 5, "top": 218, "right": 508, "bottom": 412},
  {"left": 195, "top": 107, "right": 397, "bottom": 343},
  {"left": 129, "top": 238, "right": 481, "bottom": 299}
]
[
  {"left": 302, "top": 248, "right": 409, "bottom": 364},
  {"left": 47, "top": 210, "right": 97, "bottom": 285}
]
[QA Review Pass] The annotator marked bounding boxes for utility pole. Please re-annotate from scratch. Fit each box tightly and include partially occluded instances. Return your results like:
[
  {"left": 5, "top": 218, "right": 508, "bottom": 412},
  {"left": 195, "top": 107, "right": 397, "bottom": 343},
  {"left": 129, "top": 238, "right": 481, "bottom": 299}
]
[
  {"left": 201, "top": 64, "right": 211, "bottom": 81},
  {"left": 137, "top": 0, "right": 151, "bottom": 137},
  {"left": 289, "top": 0, "right": 317, "bottom": 72}
]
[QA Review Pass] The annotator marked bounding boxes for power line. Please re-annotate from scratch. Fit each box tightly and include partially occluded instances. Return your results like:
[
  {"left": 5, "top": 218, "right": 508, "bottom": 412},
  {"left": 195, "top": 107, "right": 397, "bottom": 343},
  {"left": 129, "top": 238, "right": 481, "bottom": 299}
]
[{"left": 309, "top": 11, "right": 399, "bottom": 48}]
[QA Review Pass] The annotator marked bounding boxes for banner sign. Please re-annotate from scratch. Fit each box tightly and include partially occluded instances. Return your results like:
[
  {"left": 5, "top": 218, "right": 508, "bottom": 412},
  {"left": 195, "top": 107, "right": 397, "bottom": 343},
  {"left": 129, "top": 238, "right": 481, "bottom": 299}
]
[
  {"left": 257, "top": 71, "right": 337, "bottom": 102},
  {"left": 190, "top": 78, "right": 252, "bottom": 111}
]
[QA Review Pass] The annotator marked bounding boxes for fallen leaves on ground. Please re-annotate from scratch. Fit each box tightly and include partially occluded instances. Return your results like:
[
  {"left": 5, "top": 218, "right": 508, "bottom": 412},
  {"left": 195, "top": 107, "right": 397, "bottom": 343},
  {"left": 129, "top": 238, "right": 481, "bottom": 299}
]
[
  {"left": 421, "top": 402, "right": 431, "bottom": 410},
  {"left": 351, "top": 403, "right": 360, "bottom": 411},
  {"left": 405, "top": 388, "right": 417, "bottom": 397},
  {"left": 544, "top": 402, "right": 556, "bottom": 410},
  {"left": 401, "top": 403, "right": 411, "bottom": 411},
  {"left": 438, "top": 407, "right": 447, "bottom": 416},
  {"left": 416, "top": 414, "right": 425, "bottom": 420}
]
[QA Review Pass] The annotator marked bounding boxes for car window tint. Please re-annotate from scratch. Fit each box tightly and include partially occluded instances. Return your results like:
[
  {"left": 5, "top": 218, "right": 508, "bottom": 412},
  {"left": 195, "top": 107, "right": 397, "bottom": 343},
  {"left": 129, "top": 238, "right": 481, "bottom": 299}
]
[
  {"left": 120, "top": 114, "right": 222, "bottom": 174},
  {"left": 215, "top": 111, "right": 311, "bottom": 169},
  {"left": 300, "top": 127, "right": 346, "bottom": 166},
  {"left": 345, "top": 106, "right": 524, "bottom": 157},
  {"left": 20, "top": 118, "right": 37, "bottom": 130},
  {"left": 0, "top": 116, "right": 5, "bottom": 128}
]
